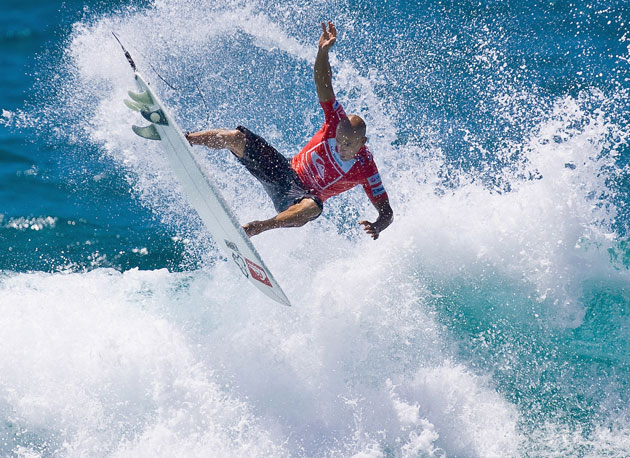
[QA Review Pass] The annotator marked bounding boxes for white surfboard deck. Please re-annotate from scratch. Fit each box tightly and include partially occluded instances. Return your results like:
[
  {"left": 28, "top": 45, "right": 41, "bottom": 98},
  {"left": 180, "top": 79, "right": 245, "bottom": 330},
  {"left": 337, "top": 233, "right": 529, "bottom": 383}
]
[{"left": 127, "top": 72, "right": 291, "bottom": 306}]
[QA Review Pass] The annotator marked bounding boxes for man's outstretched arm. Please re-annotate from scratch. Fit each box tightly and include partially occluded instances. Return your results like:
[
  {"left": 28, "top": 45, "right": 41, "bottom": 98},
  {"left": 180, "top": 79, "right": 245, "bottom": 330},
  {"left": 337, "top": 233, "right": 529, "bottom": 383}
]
[
  {"left": 359, "top": 198, "right": 394, "bottom": 240},
  {"left": 314, "top": 21, "right": 337, "bottom": 103}
]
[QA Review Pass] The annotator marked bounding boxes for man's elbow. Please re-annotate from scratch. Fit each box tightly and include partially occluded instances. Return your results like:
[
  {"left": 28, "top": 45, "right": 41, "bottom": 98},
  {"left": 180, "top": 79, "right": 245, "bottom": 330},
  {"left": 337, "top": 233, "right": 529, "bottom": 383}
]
[
  {"left": 314, "top": 67, "right": 332, "bottom": 85},
  {"left": 379, "top": 205, "right": 394, "bottom": 227},
  {"left": 314, "top": 77, "right": 332, "bottom": 93},
  {"left": 382, "top": 203, "right": 394, "bottom": 220}
]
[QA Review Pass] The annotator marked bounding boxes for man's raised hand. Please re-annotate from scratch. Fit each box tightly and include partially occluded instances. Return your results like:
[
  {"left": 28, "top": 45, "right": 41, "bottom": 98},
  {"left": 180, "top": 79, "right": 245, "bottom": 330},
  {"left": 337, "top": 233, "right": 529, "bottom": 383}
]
[{"left": 319, "top": 21, "right": 337, "bottom": 52}]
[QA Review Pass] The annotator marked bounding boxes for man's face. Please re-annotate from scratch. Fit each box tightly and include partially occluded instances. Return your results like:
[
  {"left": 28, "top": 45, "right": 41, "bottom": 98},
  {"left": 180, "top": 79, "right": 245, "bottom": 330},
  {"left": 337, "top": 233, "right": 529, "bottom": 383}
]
[{"left": 335, "top": 122, "right": 366, "bottom": 161}]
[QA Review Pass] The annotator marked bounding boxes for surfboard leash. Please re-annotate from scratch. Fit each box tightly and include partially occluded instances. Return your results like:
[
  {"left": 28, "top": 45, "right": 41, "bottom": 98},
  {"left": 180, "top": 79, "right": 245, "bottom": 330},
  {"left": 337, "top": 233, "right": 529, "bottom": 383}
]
[
  {"left": 112, "top": 31, "right": 211, "bottom": 127},
  {"left": 112, "top": 31, "right": 179, "bottom": 90},
  {"left": 112, "top": 31, "right": 137, "bottom": 72}
]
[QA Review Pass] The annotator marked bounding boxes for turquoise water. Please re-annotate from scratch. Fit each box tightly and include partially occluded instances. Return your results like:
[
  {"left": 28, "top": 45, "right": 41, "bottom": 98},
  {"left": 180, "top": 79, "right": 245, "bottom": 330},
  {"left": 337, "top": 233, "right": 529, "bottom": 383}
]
[{"left": 1, "top": 0, "right": 630, "bottom": 456}]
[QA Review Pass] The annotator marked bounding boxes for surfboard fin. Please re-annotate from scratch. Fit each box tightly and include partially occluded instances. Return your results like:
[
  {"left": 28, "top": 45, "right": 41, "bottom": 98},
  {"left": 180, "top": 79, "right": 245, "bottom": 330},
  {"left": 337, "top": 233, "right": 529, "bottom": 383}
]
[
  {"left": 140, "top": 108, "right": 169, "bottom": 126},
  {"left": 128, "top": 90, "right": 154, "bottom": 106},
  {"left": 132, "top": 124, "right": 161, "bottom": 140},
  {"left": 124, "top": 99, "right": 144, "bottom": 112}
]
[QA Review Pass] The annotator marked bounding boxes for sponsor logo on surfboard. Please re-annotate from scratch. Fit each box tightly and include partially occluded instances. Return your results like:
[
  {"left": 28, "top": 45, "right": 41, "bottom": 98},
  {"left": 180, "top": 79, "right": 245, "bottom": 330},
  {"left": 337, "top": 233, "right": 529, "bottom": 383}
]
[
  {"left": 246, "top": 258, "right": 272, "bottom": 287},
  {"left": 232, "top": 253, "right": 249, "bottom": 278},
  {"left": 225, "top": 239, "right": 240, "bottom": 253}
]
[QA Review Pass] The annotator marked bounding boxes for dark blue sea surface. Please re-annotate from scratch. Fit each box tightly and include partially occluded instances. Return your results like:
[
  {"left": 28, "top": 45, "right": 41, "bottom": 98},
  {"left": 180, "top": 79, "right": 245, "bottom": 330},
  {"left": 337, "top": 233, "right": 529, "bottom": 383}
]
[{"left": 1, "top": 0, "right": 630, "bottom": 456}]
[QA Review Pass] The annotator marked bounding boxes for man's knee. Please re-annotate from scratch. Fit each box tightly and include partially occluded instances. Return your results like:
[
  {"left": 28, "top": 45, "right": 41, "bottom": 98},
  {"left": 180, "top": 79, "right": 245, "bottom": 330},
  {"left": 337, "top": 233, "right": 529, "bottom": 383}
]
[
  {"left": 299, "top": 198, "right": 322, "bottom": 222},
  {"left": 225, "top": 129, "right": 246, "bottom": 158}
]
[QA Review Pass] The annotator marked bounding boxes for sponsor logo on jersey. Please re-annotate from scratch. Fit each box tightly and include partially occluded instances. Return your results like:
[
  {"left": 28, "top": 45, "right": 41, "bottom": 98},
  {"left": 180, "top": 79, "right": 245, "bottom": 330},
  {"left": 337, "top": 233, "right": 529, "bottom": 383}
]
[
  {"left": 312, "top": 151, "right": 326, "bottom": 180},
  {"left": 371, "top": 185, "right": 386, "bottom": 197},
  {"left": 246, "top": 258, "right": 273, "bottom": 287},
  {"left": 367, "top": 173, "right": 382, "bottom": 186}
]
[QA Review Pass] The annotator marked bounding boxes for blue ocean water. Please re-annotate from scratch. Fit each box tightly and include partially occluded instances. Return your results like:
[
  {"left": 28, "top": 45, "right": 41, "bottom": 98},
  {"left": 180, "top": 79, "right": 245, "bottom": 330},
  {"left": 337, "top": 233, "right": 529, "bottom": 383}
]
[{"left": 1, "top": 0, "right": 630, "bottom": 456}]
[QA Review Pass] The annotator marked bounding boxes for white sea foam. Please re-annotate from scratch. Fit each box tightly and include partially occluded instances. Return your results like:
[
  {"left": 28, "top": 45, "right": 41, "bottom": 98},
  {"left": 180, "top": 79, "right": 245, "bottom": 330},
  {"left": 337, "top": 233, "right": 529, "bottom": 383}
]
[
  {"left": 0, "top": 270, "right": 286, "bottom": 457},
  {"left": 0, "top": 264, "right": 521, "bottom": 456}
]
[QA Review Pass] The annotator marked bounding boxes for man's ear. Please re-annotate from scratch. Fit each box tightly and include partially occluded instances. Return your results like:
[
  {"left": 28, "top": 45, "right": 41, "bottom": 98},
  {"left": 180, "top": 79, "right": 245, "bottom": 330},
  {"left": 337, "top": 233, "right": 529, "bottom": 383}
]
[{"left": 361, "top": 136, "right": 368, "bottom": 145}]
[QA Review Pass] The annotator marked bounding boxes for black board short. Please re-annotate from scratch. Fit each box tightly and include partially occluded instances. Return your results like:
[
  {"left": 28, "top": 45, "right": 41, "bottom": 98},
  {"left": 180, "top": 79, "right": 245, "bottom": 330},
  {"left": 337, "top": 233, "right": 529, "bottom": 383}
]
[{"left": 236, "top": 126, "right": 323, "bottom": 214}]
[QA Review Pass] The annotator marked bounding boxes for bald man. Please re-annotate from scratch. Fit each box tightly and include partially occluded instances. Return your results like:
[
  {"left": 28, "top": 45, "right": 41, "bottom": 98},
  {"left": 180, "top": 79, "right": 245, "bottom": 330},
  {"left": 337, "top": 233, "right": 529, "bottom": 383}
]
[{"left": 186, "top": 22, "right": 393, "bottom": 239}]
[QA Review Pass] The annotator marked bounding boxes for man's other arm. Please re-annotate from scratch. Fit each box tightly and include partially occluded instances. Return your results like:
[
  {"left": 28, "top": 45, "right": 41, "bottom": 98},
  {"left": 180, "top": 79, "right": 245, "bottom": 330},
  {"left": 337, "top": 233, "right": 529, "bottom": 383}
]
[
  {"left": 359, "top": 198, "right": 394, "bottom": 240},
  {"left": 314, "top": 22, "right": 337, "bottom": 103}
]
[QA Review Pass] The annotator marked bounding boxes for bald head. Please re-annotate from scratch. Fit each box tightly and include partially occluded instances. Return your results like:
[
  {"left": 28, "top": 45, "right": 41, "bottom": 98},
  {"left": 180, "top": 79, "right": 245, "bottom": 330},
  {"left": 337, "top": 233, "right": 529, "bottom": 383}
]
[
  {"left": 335, "top": 114, "right": 367, "bottom": 160},
  {"left": 337, "top": 114, "right": 366, "bottom": 138}
]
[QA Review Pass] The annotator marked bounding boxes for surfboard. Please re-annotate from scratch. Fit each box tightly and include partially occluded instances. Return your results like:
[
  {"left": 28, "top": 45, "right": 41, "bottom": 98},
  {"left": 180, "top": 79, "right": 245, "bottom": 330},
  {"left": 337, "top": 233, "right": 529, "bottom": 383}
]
[{"left": 124, "top": 72, "right": 291, "bottom": 306}]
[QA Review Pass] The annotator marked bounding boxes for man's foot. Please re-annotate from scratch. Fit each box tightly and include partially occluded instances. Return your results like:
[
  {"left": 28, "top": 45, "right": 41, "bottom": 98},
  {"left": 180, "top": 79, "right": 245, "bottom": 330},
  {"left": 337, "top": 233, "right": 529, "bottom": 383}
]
[
  {"left": 243, "top": 221, "right": 265, "bottom": 237},
  {"left": 185, "top": 129, "right": 246, "bottom": 157}
]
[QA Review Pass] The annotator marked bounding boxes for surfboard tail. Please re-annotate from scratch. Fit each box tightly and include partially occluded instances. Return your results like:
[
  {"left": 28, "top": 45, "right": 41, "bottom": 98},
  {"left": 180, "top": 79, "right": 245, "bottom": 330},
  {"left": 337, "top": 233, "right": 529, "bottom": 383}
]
[
  {"left": 131, "top": 124, "right": 161, "bottom": 140},
  {"left": 128, "top": 89, "right": 154, "bottom": 105},
  {"left": 124, "top": 99, "right": 143, "bottom": 112}
]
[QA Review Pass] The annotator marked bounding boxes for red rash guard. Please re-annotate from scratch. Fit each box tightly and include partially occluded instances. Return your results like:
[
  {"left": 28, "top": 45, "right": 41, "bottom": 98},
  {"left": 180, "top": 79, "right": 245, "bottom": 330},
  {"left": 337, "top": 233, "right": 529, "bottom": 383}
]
[{"left": 291, "top": 99, "right": 388, "bottom": 205}]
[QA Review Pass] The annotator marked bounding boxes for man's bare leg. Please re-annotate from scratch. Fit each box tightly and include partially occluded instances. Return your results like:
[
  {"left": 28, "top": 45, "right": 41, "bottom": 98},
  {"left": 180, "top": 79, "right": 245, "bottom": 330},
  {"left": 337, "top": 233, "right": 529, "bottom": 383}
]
[
  {"left": 187, "top": 130, "right": 321, "bottom": 237},
  {"left": 243, "top": 198, "right": 322, "bottom": 237},
  {"left": 186, "top": 129, "right": 246, "bottom": 158}
]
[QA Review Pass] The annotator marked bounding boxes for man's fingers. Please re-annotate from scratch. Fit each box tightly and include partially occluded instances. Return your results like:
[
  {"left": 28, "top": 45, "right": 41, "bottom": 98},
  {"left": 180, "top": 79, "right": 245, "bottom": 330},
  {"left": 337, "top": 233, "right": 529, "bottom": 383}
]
[
  {"left": 364, "top": 228, "right": 377, "bottom": 239},
  {"left": 358, "top": 220, "right": 380, "bottom": 239},
  {"left": 321, "top": 21, "right": 336, "bottom": 39},
  {"left": 359, "top": 221, "right": 373, "bottom": 231}
]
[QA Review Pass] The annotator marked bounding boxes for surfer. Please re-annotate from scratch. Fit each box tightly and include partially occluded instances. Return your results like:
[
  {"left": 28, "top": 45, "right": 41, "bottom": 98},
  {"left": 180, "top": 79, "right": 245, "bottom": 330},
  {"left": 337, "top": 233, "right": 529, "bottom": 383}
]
[{"left": 186, "top": 22, "right": 393, "bottom": 239}]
